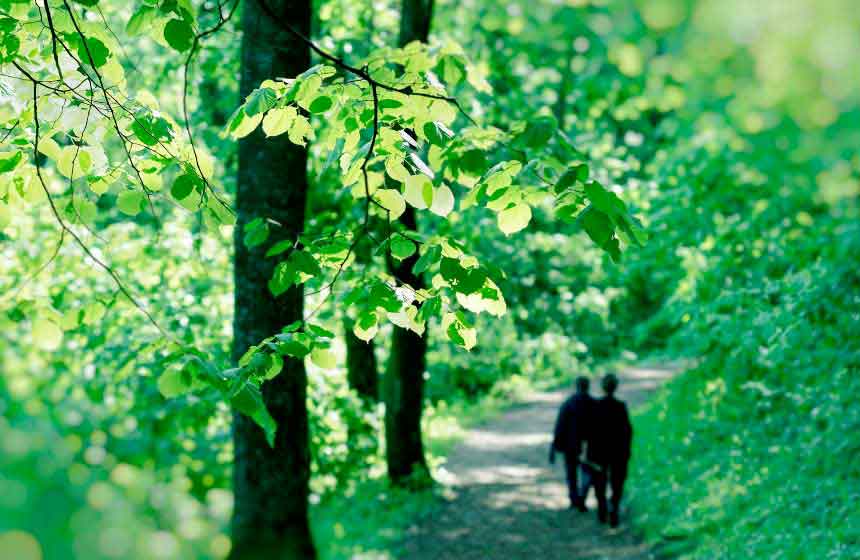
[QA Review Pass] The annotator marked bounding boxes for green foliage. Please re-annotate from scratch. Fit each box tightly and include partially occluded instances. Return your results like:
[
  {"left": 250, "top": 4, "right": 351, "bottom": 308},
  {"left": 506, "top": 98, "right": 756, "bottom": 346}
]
[
  {"left": 2, "top": 0, "right": 859, "bottom": 557},
  {"left": 630, "top": 227, "right": 860, "bottom": 557}
]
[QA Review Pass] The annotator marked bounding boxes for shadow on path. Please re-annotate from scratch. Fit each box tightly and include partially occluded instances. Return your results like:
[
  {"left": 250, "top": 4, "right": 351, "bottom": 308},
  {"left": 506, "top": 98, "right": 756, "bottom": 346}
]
[{"left": 397, "top": 364, "right": 678, "bottom": 559}]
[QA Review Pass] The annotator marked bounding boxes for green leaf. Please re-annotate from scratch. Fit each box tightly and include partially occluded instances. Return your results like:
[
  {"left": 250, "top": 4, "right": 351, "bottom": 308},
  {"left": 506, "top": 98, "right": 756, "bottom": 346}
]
[
  {"left": 554, "top": 163, "right": 589, "bottom": 194},
  {"left": 75, "top": 36, "right": 110, "bottom": 68},
  {"left": 375, "top": 189, "right": 406, "bottom": 219},
  {"left": 231, "top": 383, "right": 277, "bottom": 447},
  {"left": 243, "top": 218, "right": 269, "bottom": 248},
  {"left": 82, "top": 301, "right": 106, "bottom": 325},
  {"left": 353, "top": 311, "right": 378, "bottom": 342},
  {"left": 515, "top": 115, "right": 557, "bottom": 149},
  {"left": 260, "top": 353, "right": 283, "bottom": 380},
  {"left": 423, "top": 122, "right": 444, "bottom": 146},
  {"left": 308, "top": 96, "right": 333, "bottom": 114},
  {"left": 275, "top": 333, "right": 312, "bottom": 358},
  {"left": 585, "top": 181, "right": 627, "bottom": 219},
  {"left": 164, "top": 18, "right": 194, "bottom": 52},
  {"left": 391, "top": 235, "right": 417, "bottom": 261},
  {"left": 287, "top": 115, "right": 313, "bottom": 146},
  {"left": 430, "top": 185, "right": 455, "bottom": 217},
  {"left": 265, "top": 239, "right": 294, "bottom": 258},
  {"left": 379, "top": 98, "right": 403, "bottom": 110},
  {"left": 306, "top": 324, "right": 335, "bottom": 339},
  {"left": 369, "top": 282, "right": 402, "bottom": 312},
  {"left": 157, "top": 367, "right": 192, "bottom": 398},
  {"left": 262, "top": 106, "right": 297, "bottom": 137},
  {"left": 117, "top": 190, "right": 145, "bottom": 216},
  {"left": 32, "top": 318, "right": 62, "bottom": 351},
  {"left": 232, "top": 111, "right": 263, "bottom": 138},
  {"left": 498, "top": 203, "right": 532, "bottom": 235},
  {"left": 310, "top": 347, "right": 336, "bottom": 369},
  {"left": 126, "top": 7, "right": 155, "bottom": 36},
  {"left": 268, "top": 261, "right": 296, "bottom": 297},
  {"left": 404, "top": 175, "right": 431, "bottom": 209},
  {"left": 417, "top": 295, "right": 442, "bottom": 323},
  {"left": 413, "top": 245, "right": 441, "bottom": 275},
  {"left": 459, "top": 149, "right": 486, "bottom": 175},
  {"left": 244, "top": 87, "right": 278, "bottom": 116},
  {"left": 73, "top": 198, "right": 97, "bottom": 223},
  {"left": 0, "top": 17, "right": 20, "bottom": 63},
  {"left": 580, "top": 205, "right": 613, "bottom": 246},
  {"left": 290, "top": 250, "right": 321, "bottom": 281},
  {"left": 440, "top": 257, "right": 486, "bottom": 294},
  {"left": 0, "top": 151, "right": 22, "bottom": 173},
  {"left": 171, "top": 173, "right": 200, "bottom": 201},
  {"left": 131, "top": 111, "right": 173, "bottom": 146}
]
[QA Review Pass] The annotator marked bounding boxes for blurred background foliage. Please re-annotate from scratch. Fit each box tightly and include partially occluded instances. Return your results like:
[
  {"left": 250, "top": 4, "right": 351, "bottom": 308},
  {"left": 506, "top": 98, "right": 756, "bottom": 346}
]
[{"left": 1, "top": 0, "right": 858, "bottom": 558}]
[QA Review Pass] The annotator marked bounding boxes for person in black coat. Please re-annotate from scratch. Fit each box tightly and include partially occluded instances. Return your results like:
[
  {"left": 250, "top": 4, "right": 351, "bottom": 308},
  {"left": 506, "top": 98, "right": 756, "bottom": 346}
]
[
  {"left": 586, "top": 373, "right": 633, "bottom": 527},
  {"left": 549, "top": 376, "right": 595, "bottom": 512}
]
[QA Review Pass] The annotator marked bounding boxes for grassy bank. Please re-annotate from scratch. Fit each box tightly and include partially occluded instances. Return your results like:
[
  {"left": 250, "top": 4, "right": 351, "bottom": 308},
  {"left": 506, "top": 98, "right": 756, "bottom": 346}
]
[{"left": 627, "top": 230, "right": 860, "bottom": 558}]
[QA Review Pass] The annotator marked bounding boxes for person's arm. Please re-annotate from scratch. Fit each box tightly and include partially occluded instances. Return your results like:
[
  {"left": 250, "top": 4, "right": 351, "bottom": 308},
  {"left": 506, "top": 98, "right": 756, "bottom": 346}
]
[
  {"left": 621, "top": 403, "right": 633, "bottom": 459},
  {"left": 552, "top": 403, "right": 568, "bottom": 450},
  {"left": 550, "top": 403, "right": 568, "bottom": 464}
]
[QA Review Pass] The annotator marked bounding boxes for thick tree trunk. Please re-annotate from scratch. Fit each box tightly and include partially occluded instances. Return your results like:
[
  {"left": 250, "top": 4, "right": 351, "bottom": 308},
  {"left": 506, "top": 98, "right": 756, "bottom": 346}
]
[
  {"left": 230, "top": 1, "right": 315, "bottom": 558},
  {"left": 381, "top": 0, "right": 436, "bottom": 487}
]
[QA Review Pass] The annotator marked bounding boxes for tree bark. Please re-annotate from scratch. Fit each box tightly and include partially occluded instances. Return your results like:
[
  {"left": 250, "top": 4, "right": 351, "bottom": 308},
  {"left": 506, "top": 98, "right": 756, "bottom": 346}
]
[
  {"left": 345, "top": 315, "right": 379, "bottom": 402},
  {"left": 398, "top": 0, "right": 434, "bottom": 45},
  {"left": 381, "top": 0, "right": 436, "bottom": 487},
  {"left": 345, "top": 239, "right": 379, "bottom": 403},
  {"left": 384, "top": 208, "right": 430, "bottom": 484},
  {"left": 230, "top": 1, "right": 315, "bottom": 558}
]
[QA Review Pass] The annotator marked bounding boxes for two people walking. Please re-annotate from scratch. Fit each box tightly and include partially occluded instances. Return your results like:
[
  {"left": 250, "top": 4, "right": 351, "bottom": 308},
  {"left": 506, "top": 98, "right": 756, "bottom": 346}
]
[{"left": 550, "top": 373, "right": 632, "bottom": 527}]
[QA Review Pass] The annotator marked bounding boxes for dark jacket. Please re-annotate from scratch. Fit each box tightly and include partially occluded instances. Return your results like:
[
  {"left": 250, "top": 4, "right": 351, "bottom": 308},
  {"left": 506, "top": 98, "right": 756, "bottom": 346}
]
[
  {"left": 552, "top": 392, "right": 595, "bottom": 455},
  {"left": 587, "top": 395, "right": 633, "bottom": 466}
]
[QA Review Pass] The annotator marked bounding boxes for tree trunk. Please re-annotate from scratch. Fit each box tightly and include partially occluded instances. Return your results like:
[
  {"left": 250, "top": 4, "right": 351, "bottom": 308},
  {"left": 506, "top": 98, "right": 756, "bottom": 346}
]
[
  {"left": 345, "top": 315, "right": 379, "bottom": 402},
  {"left": 384, "top": 208, "right": 430, "bottom": 484},
  {"left": 553, "top": 39, "right": 575, "bottom": 127},
  {"left": 381, "top": 0, "right": 436, "bottom": 487},
  {"left": 399, "top": 0, "right": 434, "bottom": 45},
  {"left": 230, "top": 1, "right": 315, "bottom": 558},
  {"left": 345, "top": 238, "right": 379, "bottom": 403}
]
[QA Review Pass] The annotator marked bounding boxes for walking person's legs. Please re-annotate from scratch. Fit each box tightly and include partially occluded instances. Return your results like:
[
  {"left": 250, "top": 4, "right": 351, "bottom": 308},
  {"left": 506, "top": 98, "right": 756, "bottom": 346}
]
[
  {"left": 592, "top": 466, "right": 609, "bottom": 523},
  {"left": 577, "top": 463, "right": 593, "bottom": 512},
  {"left": 563, "top": 452, "right": 581, "bottom": 509},
  {"left": 608, "top": 462, "right": 628, "bottom": 527}
]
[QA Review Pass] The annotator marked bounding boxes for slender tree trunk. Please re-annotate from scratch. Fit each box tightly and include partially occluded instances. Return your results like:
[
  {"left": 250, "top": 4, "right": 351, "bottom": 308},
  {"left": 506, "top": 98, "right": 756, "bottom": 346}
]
[
  {"left": 554, "top": 39, "right": 575, "bottom": 127},
  {"left": 345, "top": 315, "right": 379, "bottom": 402},
  {"left": 382, "top": 0, "right": 436, "bottom": 487},
  {"left": 344, "top": 239, "right": 379, "bottom": 403},
  {"left": 384, "top": 208, "right": 430, "bottom": 484},
  {"left": 399, "top": 0, "right": 434, "bottom": 45},
  {"left": 230, "top": 1, "right": 315, "bottom": 558}
]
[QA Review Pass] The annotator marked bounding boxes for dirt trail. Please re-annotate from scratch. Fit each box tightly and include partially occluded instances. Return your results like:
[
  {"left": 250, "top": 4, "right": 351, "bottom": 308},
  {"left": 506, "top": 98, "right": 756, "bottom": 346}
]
[{"left": 397, "top": 365, "right": 677, "bottom": 560}]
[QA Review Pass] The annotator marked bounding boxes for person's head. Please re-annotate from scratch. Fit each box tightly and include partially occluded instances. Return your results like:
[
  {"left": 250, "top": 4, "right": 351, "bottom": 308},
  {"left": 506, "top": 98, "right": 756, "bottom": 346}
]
[
  {"left": 601, "top": 373, "right": 619, "bottom": 396},
  {"left": 575, "top": 376, "right": 590, "bottom": 394}
]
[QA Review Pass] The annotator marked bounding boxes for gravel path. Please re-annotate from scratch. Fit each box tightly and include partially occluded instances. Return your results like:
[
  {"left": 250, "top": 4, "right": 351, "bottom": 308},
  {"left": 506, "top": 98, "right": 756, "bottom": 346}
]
[{"left": 396, "top": 365, "right": 677, "bottom": 559}]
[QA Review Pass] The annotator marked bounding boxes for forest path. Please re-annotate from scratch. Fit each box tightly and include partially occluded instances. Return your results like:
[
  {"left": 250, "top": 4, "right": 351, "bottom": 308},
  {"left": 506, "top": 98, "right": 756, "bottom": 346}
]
[{"left": 396, "top": 364, "right": 678, "bottom": 560}]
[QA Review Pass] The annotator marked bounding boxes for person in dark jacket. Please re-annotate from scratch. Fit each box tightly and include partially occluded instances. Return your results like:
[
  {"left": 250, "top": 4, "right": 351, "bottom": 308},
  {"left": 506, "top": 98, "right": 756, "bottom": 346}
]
[
  {"left": 586, "top": 373, "right": 633, "bottom": 527},
  {"left": 549, "top": 376, "right": 595, "bottom": 512}
]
